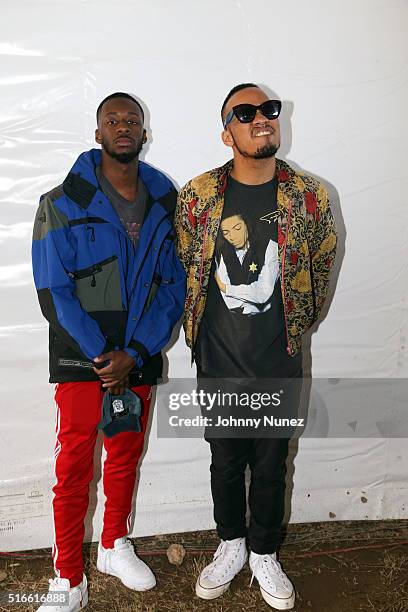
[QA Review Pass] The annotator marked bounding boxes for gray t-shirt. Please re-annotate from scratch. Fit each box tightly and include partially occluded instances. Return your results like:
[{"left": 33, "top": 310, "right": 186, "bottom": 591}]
[{"left": 96, "top": 166, "right": 147, "bottom": 247}]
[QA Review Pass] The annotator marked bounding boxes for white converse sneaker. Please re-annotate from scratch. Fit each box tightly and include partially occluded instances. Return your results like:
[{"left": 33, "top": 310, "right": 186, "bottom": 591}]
[
  {"left": 37, "top": 574, "right": 88, "bottom": 611},
  {"left": 196, "top": 537, "right": 247, "bottom": 600},
  {"left": 97, "top": 537, "right": 156, "bottom": 591},
  {"left": 249, "top": 551, "right": 295, "bottom": 610}
]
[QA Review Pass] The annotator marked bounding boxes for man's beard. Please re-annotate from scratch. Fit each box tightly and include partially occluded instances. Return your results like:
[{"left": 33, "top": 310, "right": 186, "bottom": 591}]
[
  {"left": 253, "top": 143, "right": 279, "bottom": 159},
  {"left": 235, "top": 141, "right": 280, "bottom": 160},
  {"left": 103, "top": 138, "right": 144, "bottom": 164}
]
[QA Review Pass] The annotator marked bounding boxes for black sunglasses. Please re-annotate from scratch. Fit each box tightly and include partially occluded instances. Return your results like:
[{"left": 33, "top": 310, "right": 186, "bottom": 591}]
[{"left": 223, "top": 99, "right": 282, "bottom": 128}]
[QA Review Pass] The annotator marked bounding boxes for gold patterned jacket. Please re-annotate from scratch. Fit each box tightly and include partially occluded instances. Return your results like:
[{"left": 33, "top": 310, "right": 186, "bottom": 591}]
[{"left": 175, "top": 158, "right": 337, "bottom": 360}]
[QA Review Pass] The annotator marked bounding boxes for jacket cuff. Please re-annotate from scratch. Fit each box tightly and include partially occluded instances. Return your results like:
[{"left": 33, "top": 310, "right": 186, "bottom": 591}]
[
  {"left": 127, "top": 340, "right": 151, "bottom": 366},
  {"left": 123, "top": 347, "right": 143, "bottom": 368}
]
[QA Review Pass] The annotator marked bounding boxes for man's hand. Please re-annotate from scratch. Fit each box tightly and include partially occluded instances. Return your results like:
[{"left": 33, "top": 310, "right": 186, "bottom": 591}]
[
  {"left": 93, "top": 350, "right": 135, "bottom": 388},
  {"left": 108, "top": 376, "right": 130, "bottom": 396}
]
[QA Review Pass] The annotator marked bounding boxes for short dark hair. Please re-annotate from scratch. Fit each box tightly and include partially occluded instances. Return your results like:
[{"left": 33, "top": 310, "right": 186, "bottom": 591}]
[
  {"left": 221, "top": 83, "right": 259, "bottom": 121},
  {"left": 96, "top": 92, "right": 144, "bottom": 122}
]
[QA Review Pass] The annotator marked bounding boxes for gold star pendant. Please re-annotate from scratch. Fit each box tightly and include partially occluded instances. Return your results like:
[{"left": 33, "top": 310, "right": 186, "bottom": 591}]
[{"left": 249, "top": 262, "right": 258, "bottom": 273}]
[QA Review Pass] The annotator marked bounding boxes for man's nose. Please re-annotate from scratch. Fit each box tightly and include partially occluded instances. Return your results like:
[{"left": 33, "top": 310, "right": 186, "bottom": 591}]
[
  {"left": 117, "top": 120, "right": 130, "bottom": 132},
  {"left": 253, "top": 109, "right": 267, "bottom": 124}
]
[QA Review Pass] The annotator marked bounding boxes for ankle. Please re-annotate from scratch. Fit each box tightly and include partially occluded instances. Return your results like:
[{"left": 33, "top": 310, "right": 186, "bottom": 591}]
[
  {"left": 101, "top": 536, "right": 123, "bottom": 550},
  {"left": 250, "top": 550, "right": 277, "bottom": 559},
  {"left": 58, "top": 575, "right": 83, "bottom": 588}
]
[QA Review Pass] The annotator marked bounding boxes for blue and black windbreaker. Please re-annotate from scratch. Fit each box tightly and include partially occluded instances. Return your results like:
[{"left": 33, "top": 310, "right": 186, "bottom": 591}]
[{"left": 32, "top": 149, "right": 186, "bottom": 383}]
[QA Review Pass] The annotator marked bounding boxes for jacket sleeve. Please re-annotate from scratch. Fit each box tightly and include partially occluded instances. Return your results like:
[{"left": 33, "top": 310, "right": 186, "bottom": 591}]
[
  {"left": 32, "top": 195, "right": 112, "bottom": 360},
  {"left": 125, "top": 234, "right": 186, "bottom": 363},
  {"left": 174, "top": 185, "right": 195, "bottom": 272},
  {"left": 308, "top": 184, "right": 337, "bottom": 321}
]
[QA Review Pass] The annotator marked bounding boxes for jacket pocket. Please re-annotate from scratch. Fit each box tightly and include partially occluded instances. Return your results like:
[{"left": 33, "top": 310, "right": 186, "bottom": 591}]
[
  {"left": 143, "top": 272, "right": 162, "bottom": 314},
  {"left": 71, "top": 255, "right": 123, "bottom": 312}
]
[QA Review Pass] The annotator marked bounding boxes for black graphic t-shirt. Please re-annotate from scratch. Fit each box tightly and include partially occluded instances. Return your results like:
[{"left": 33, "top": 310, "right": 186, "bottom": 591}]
[{"left": 195, "top": 175, "right": 302, "bottom": 378}]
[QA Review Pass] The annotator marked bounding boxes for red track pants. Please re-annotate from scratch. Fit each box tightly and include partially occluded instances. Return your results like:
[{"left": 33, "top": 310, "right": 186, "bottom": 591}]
[{"left": 52, "top": 381, "right": 152, "bottom": 587}]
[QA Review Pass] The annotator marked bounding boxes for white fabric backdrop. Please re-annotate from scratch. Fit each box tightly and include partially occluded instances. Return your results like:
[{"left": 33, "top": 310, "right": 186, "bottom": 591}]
[{"left": 0, "top": 0, "right": 407, "bottom": 551}]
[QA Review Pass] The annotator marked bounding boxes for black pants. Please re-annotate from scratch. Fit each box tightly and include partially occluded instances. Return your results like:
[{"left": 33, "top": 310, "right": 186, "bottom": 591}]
[
  {"left": 207, "top": 436, "right": 289, "bottom": 554},
  {"left": 198, "top": 370, "right": 302, "bottom": 554}
]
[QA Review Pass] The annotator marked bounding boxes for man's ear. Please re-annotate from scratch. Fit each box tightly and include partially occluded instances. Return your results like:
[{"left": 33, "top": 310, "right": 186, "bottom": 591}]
[
  {"left": 142, "top": 129, "right": 147, "bottom": 144},
  {"left": 95, "top": 128, "right": 102, "bottom": 144},
  {"left": 221, "top": 128, "right": 234, "bottom": 148}
]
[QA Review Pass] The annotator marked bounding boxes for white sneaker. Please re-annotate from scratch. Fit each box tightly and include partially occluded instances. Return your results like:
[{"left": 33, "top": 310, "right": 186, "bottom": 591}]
[
  {"left": 37, "top": 574, "right": 87, "bottom": 611},
  {"left": 249, "top": 551, "right": 295, "bottom": 610},
  {"left": 196, "top": 537, "right": 247, "bottom": 600},
  {"left": 97, "top": 537, "right": 156, "bottom": 591}
]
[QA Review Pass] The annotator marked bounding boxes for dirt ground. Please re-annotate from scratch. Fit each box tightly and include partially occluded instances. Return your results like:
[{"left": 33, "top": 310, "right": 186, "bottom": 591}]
[{"left": 0, "top": 520, "right": 407, "bottom": 612}]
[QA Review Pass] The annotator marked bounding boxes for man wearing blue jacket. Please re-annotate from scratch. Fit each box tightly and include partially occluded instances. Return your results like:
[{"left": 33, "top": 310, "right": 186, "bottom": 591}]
[{"left": 32, "top": 92, "right": 186, "bottom": 611}]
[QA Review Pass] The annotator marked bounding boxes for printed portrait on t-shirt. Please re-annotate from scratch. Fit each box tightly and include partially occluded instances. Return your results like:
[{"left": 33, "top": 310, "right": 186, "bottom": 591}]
[
  {"left": 195, "top": 177, "right": 299, "bottom": 378},
  {"left": 214, "top": 209, "right": 279, "bottom": 316}
]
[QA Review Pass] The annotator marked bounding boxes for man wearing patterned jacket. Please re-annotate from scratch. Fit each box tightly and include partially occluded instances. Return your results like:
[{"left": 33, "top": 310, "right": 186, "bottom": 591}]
[
  {"left": 32, "top": 92, "right": 185, "bottom": 611},
  {"left": 175, "top": 83, "right": 336, "bottom": 610}
]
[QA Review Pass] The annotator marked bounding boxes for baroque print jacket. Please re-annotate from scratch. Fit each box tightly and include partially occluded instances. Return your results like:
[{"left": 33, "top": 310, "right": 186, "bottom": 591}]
[{"left": 175, "top": 158, "right": 337, "bottom": 360}]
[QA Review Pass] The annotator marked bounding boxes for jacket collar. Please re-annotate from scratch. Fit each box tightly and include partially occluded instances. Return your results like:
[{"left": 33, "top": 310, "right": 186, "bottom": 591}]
[
  {"left": 195, "top": 157, "right": 296, "bottom": 220},
  {"left": 62, "top": 148, "right": 174, "bottom": 229},
  {"left": 213, "top": 157, "right": 296, "bottom": 195}
]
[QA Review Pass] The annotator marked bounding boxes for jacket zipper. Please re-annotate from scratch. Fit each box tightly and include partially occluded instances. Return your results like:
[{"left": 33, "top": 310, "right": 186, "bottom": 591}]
[
  {"left": 124, "top": 234, "right": 133, "bottom": 307},
  {"left": 280, "top": 203, "right": 293, "bottom": 355},
  {"left": 68, "top": 216, "right": 108, "bottom": 227},
  {"left": 129, "top": 214, "right": 170, "bottom": 326},
  {"left": 70, "top": 255, "right": 118, "bottom": 280}
]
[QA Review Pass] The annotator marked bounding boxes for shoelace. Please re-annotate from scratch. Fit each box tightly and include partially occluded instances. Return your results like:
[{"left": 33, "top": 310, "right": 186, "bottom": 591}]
[
  {"left": 249, "top": 554, "right": 290, "bottom": 588},
  {"left": 46, "top": 578, "right": 81, "bottom": 611},
  {"left": 202, "top": 540, "right": 242, "bottom": 581},
  {"left": 113, "top": 539, "right": 141, "bottom": 564},
  {"left": 48, "top": 578, "right": 70, "bottom": 591}
]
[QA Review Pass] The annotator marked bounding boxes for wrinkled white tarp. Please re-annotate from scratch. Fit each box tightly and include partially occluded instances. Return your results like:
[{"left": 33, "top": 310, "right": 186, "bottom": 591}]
[{"left": 0, "top": 0, "right": 407, "bottom": 551}]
